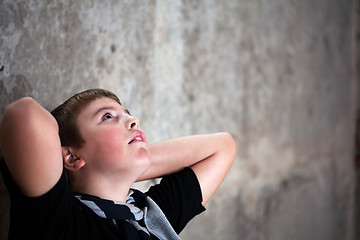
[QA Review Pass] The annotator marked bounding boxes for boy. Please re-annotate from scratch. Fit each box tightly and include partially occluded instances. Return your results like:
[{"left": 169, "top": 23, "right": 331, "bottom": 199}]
[{"left": 0, "top": 89, "right": 236, "bottom": 239}]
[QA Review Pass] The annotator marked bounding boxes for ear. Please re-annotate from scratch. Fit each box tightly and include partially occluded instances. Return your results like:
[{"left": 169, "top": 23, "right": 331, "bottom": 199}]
[{"left": 61, "top": 147, "right": 85, "bottom": 171}]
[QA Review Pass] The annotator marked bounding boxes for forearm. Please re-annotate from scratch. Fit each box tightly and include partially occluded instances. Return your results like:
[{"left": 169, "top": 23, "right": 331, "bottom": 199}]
[
  {"left": 137, "top": 133, "right": 235, "bottom": 181},
  {"left": 190, "top": 133, "right": 236, "bottom": 204},
  {"left": 138, "top": 132, "right": 236, "bottom": 205}
]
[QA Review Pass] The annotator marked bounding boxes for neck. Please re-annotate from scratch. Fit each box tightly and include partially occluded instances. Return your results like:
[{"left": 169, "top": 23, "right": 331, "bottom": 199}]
[{"left": 69, "top": 172, "right": 138, "bottom": 203}]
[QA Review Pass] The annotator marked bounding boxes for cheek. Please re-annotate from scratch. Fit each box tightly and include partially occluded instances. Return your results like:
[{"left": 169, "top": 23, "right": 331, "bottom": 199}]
[{"left": 97, "top": 131, "right": 125, "bottom": 156}]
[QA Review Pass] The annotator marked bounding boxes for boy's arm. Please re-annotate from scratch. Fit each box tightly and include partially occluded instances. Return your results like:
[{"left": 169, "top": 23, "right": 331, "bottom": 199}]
[
  {"left": 138, "top": 132, "right": 236, "bottom": 205},
  {"left": 0, "top": 97, "right": 63, "bottom": 197}
]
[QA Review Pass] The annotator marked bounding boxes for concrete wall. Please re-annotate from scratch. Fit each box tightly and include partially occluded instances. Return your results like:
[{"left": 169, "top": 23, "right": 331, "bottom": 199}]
[{"left": 0, "top": 0, "right": 358, "bottom": 239}]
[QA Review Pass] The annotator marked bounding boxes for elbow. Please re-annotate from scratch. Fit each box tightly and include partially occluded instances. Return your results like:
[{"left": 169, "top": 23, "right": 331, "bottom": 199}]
[
  {"left": 3, "top": 97, "right": 38, "bottom": 116},
  {"left": 0, "top": 98, "right": 36, "bottom": 150},
  {"left": 12, "top": 97, "right": 38, "bottom": 108},
  {"left": 2, "top": 97, "right": 32, "bottom": 122},
  {"left": 1, "top": 98, "right": 41, "bottom": 127},
  {"left": 227, "top": 132, "right": 237, "bottom": 159},
  {"left": 1, "top": 97, "right": 58, "bottom": 141},
  {"left": 219, "top": 132, "right": 237, "bottom": 162},
  {"left": 9, "top": 97, "right": 57, "bottom": 127},
  {"left": 1, "top": 97, "right": 36, "bottom": 129}
]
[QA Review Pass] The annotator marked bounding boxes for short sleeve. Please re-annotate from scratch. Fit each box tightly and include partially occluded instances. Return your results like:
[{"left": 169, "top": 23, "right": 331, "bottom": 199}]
[
  {"left": 0, "top": 157, "right": 73, "bottom": 239},
  {"left": 145, "top": 167, "right": 206, "bottom": 234}
]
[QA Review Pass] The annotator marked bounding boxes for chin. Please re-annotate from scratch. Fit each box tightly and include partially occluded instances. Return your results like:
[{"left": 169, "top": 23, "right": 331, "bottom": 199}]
[
  {"left": 140, "top": 146, "right": 150, "bottom": 156},
  {"left": 136, "top": 147, "right": 151, "bottom": 164}
]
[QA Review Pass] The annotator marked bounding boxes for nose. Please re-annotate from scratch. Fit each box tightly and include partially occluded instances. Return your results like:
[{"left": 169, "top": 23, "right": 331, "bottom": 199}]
[{"left": 127, "top": 116, "right": 140, "bottom": 129}]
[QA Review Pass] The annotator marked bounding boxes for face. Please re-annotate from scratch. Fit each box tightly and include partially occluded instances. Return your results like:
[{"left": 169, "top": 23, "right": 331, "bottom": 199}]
[{"left": 74, "top": 97, "right": 150, "bottom": 179}]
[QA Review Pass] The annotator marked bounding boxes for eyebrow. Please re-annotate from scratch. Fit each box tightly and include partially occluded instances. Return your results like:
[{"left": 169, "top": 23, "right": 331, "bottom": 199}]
[{"left": 92, "top": 106, "right": 131, "bottom": 118}]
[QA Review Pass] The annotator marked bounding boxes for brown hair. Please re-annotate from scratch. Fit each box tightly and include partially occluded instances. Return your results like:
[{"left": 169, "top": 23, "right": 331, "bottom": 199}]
[{"left": 51, "top": 89, "right": 121, "bottom": 148}]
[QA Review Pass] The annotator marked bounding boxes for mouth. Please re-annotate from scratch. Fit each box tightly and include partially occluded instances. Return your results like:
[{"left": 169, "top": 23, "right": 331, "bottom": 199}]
[{"left": 128, "top": 131, "right": 145, "bottom": 144}]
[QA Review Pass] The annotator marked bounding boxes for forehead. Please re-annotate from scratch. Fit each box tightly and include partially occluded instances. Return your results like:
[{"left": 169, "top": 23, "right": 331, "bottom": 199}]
[{"left": 78, "top": 97, "right": 124, "bottom": 119}]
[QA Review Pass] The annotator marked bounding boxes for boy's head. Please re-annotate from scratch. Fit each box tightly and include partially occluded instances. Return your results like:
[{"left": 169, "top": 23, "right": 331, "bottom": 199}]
[
  {"left": 51, "top": 88, "right": 121, "bottom": 149},
  {"left": 52, "top": 89, "right": 149, "bottom": 192}
]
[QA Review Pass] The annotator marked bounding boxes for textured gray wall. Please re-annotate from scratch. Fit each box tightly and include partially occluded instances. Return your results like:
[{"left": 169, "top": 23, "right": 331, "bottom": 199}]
[{"left": 0, "top": 0, "right": 358, "bottom": 239}]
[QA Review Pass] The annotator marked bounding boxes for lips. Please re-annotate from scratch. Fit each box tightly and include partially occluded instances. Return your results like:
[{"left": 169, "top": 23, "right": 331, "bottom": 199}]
[{"left": 128, "top": 131, "right": 145, "bottom": 144}]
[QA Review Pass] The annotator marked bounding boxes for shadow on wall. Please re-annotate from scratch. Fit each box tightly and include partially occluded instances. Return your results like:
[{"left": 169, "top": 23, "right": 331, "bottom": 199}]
[
  {"left": 355, "top": 1, "right": 360, "bottom": 238},
  {"left": 355, "top": 58, "right": 360, "bottom": 240},
  {"left": 0, "top": 74, "right": 33, "bottom": 240},
  {"left": 0, "top": 74, "right": 33, "bottom": 114}
]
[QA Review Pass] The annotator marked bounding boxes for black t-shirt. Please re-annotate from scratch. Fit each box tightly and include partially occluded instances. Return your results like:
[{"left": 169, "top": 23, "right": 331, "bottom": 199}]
[{"left": 0, "top": 159, "right": 205, "bottom": 239}]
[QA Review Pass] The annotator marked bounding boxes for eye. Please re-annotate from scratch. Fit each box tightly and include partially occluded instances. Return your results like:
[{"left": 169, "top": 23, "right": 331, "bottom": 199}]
[{"left": 101, "top": 113, "right": 114, "bottom": 121}]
